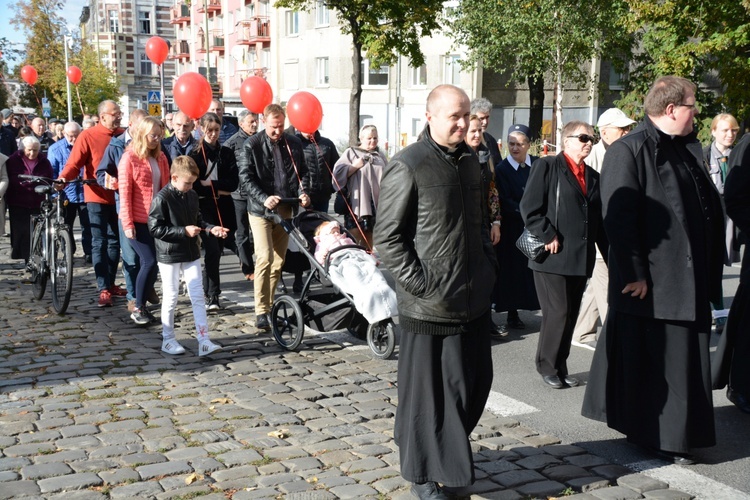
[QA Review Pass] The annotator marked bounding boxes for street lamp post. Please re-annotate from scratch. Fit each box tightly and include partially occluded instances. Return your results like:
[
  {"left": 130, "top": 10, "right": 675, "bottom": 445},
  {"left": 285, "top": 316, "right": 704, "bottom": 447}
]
[{"left": 63, "top": 35, "right": 73, "bottom": 122}]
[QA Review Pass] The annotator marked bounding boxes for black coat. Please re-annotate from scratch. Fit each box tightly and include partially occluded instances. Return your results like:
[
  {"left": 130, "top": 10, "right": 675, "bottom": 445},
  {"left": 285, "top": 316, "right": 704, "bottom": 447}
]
[
  {"left": 188, "top": 141, "right": 239, "bottom": 200},
  {"left": 600, "top": 116, "right": 724, "bottom": 321},
  {"left": 148, "top": 183, "right": 213, "bottom": 264},
  {"left": 237, "top": 131, "right": 309, "bottom": 218},
  {"left": 296, "top": 131, "right": 339, "bottom": 203},
  {"left": 374, "top": 125, "right": 497, "bottom": 331},
  {"left": 520, "top": 152, "right": 606, "bottom": 277},
  {"left": 224, "top": 128, "right": 252, "bottom": 199}
]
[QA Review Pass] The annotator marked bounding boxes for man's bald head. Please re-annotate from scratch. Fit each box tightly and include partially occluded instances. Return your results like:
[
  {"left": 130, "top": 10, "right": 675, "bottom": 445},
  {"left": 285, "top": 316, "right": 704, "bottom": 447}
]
[{"left": 129, "top": 109, "right": 148, "bottom": 129}]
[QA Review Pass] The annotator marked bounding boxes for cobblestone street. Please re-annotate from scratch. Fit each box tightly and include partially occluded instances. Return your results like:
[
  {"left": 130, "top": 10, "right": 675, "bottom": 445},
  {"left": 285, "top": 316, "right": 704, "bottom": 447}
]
[{"left": 0, "top": 236, "right": 697, "bottom": 499}]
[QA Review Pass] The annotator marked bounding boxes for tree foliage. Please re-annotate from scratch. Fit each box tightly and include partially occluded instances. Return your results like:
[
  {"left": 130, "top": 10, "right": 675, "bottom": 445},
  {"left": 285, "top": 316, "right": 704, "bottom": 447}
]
[
  {"left": 274, "top": 0, "right": 445, "bottom": 144},
  {"left": 451, "top": 0, "right": 630, "bottom": 145},
  {"left": 10, "top": 0, "right": 120, "bottom": 119},
  {"left": 0, "top": 37, "right": 21, "bottom": 109},
  {"left": 618, "top": 0, "right": 750, "bottom": 128}
]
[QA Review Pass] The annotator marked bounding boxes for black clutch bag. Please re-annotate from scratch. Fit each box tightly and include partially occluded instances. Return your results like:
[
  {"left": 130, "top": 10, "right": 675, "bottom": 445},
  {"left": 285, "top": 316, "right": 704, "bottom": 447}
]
[{"left": 517, "top": 179, "right": 559, "bottom": 263}]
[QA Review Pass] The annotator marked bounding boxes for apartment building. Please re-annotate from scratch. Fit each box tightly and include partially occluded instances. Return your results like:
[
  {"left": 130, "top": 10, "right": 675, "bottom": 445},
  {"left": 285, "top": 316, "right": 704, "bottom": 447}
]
[{"left": 81, "top": 0, "right": 177, "bottom": 116}]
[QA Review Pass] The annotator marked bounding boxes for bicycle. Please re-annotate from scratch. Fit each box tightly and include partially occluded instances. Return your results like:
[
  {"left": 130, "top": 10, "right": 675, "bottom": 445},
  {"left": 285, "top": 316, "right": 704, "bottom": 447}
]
[{"left": 19, "top": 174, "right": 95, "bottom": 314}]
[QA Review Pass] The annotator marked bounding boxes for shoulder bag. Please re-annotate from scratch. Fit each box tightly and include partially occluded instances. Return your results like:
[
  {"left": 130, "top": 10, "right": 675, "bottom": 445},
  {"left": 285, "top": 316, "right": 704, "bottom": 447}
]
[{"left": 516, "top": 179, "right": 560, "bottom": 262}]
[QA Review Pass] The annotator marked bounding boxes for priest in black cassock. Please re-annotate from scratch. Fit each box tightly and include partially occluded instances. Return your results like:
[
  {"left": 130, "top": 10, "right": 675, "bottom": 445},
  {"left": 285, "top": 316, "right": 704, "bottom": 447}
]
[{"left": 582, "top": 76, "right": 725, "bottom": 465}]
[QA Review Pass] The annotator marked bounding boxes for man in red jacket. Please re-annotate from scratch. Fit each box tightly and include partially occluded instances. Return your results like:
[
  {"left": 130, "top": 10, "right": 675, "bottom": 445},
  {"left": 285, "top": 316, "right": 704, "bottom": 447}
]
[{"left": 58, "top": 100, "right": 126, "bottom": 307}]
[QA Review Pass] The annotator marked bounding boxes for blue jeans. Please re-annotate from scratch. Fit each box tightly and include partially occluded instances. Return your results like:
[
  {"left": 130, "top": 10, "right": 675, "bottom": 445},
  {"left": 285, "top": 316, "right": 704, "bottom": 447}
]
[
  {"left": 63, "top": 202, "right": 91, "bottom": 257},
  {"left": 127, "top": 223, "right": 158, "bottom": 310},
  {"left": 118, "top": 220, "right": 140, "bottom": 301},
  {"left": 87, "top": 202, "right": 120, "bottom": 292}
]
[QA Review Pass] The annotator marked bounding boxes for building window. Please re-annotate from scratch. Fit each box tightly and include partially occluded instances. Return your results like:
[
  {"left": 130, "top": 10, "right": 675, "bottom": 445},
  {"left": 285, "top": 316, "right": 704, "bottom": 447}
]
[
  {"left": 360, "top": 59, "right": 389, "bottom": 87},
  {"left": 140, "top": 52, "right": 153, "bottom": 75},
  {"left": 608, "top": 64, "right": 626, "bottom": 90},
  {"left": 108, "top": 9, "right": 119, "bottom": 32},
  {"left": 316, "top": 57, "right": 329, "bottom": 85},
  {"left": 443, "top": 54, "right": 461, "bottom": 84},
  {"left": 138, "top": 10, "right": 151, "bottom": 34},
  {"left": 410, "top": 64, "right": 427, "bottom": 87},
  {"left": 285, "top": 10, "right": 299, "bottom": 36},
  {"left": 412, "top": 118, "right": 422, "bottom": 136},
  {"left": 315, "top": 0, "right": 330, "bottom": 26}
]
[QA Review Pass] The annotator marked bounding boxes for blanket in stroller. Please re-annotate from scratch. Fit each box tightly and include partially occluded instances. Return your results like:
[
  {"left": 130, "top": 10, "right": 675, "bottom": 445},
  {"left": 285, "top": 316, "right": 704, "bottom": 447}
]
[{"left": 328, "top": 250, "right": 398, "bottom": 324}]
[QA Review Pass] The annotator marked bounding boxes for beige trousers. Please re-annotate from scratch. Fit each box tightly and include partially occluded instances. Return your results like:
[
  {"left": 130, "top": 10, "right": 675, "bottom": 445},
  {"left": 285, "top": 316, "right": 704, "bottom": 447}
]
[
  {"left": 249, "top": 209, "right": 291, "bottom": 315},
  {"left": 572, "top": 258, "right": 609, "bottom": 343}
]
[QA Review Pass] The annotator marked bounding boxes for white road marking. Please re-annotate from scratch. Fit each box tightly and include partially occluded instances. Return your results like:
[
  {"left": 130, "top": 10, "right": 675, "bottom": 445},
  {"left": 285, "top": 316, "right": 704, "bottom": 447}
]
[
  {"left": 626, "top": 460, "right": 750, "bottom": 500},
  {"left": 485, "top": 390, "right": 539, "bottom": 417}
]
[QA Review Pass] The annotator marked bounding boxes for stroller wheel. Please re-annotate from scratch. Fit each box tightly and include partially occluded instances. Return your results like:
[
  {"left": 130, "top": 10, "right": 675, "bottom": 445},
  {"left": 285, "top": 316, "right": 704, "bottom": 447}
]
[
  {"left": 367, "top": 320, "right": 396, "bottom": 360},
  {"left": 271, "top": 295, "right": 305, "bottom": 351}
]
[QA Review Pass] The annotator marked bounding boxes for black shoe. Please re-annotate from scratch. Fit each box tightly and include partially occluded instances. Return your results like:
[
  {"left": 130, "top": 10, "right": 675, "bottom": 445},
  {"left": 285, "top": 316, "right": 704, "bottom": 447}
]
[
  {"left": 84, "top": 254, "right": 92, "bottom": 264},
  {"left": 256, "top": 314, "right": 271, "bottom": 330},
  {"left": 645, "top": 447, "right": 696, "bottom": 465},
  {"left": 563, "top": 375, "right": 580, "bottom": 387},
  {"left": 277, "top": 282, "right": 288, "bottom": 294},
  {"left": 206, "top": 295, "right": 221, "bottom": 311},
  {"left": 490, "top": 321, "right": 509, "bottom": 338},
  {"left": 542, "top": 375, "right": 564, "bottom": 389},
  {"left": 143, "top": 308, "right": 157, "bottom": 324},
  {"left": 507, "top": 316, "right": 526, "bottom": 329},
  {"left": 410, "top": 482, "right": 450, "bottom": 500},
  {"left": 727, "top": 387, "right": 750, "bottom": 414}
]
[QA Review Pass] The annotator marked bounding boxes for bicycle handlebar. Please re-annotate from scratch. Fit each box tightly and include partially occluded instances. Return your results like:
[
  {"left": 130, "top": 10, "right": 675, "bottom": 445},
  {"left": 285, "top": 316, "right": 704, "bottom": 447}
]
[{"left": 18, "top": 175, "right": 97, "bottom": 186}]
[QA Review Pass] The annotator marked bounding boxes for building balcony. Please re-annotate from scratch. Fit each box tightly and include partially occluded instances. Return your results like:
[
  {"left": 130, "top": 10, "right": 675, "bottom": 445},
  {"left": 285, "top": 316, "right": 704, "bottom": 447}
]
[
  {"left": 236, "top": 17, "right": 270, "bottom": 46},
  {"left": 169, "top": 39, "right": 190, "bottom": 60},
  {"left": 196, "top": 0, "right": 221, "bottom": 14},
  {"left": 210, "top": 30, "right": 225, "bottom": 52},
  {"left": 170, "top": 2, "right": 190, "bottom": 24}
]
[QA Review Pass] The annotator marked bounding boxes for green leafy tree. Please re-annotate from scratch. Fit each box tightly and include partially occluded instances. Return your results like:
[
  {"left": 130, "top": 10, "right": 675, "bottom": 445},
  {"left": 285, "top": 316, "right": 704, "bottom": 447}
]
[
  {"left": 11, "top": 0, "right": 120, "bottom": 118},
  {"left": 451, "top": 0, "right": 630, "bottom": 145},
  {"left": 0, "top": 37, "right": 21, "bottom": 109},
  {"left": 274, "top": 0, "right": 445, "bottom": 144},
  {"left": 618, "top": 0, "right": 750, "bottom": 132}
]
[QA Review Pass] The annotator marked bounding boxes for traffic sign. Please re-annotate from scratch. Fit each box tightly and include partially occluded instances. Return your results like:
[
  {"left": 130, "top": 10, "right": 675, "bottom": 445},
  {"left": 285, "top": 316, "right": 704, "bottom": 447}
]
[
  {"left": 43, "top": 109, "right": 50, "bottom": 118},
  {"left": 148, "top": 91, "right": 161, "bottom": 104},
  {"left": 149, "top": 103, "right": 162, "bottom": 117}
]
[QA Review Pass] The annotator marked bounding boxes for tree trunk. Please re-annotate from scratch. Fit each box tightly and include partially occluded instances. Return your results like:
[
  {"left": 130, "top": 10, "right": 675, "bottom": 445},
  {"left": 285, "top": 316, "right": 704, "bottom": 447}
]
[
  {"left": 527, "top": 75, "right": 544, "bottom": 141},
  {"left": 349, "top": 40, "right": 363, "bottom": 146},
  {"left": 554, "top": 60, "right": 563, "bottom": 149}
]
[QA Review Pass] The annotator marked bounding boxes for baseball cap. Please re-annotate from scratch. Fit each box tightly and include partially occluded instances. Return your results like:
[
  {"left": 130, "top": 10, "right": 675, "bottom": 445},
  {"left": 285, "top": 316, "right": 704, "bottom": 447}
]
[{"left": 597, "top": 108, "right": 636, "bottom": 129}]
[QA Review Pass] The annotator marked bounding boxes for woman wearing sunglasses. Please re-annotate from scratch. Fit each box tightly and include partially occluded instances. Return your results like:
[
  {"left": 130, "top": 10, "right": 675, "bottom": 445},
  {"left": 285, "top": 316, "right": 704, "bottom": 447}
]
[{"left": 519, "top": 121, "right": 608, "bottom": 389}]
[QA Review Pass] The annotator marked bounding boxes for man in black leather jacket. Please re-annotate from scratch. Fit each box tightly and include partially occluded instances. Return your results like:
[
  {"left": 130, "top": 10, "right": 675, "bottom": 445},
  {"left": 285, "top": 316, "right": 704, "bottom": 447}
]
[
  {"left": 374, "top": 85, "right": 497, "bottom": 499},
  {"left": 237, "top": 104, "right": 310, "bottom": 330}
]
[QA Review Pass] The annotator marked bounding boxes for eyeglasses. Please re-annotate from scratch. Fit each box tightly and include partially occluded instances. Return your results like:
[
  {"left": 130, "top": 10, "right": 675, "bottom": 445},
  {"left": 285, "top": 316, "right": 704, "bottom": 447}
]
[
  {"left": 147, "top": 134, "right": 161, "bottom": 140},
  {"left": 102, "top": 111, "right": 122, "bottom": 118},
  {"left": 567, "top": 134, "right": 596, "bottom": 144},
  {"left": 676, "top": 102, "right": 698, "bottom": 111}
]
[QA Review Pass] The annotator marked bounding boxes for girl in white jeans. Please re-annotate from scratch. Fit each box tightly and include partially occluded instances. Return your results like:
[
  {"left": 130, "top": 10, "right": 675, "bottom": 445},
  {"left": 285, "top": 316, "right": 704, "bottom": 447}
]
[{"left": 149, "top": 156, "right": 228, "bottom": 356}]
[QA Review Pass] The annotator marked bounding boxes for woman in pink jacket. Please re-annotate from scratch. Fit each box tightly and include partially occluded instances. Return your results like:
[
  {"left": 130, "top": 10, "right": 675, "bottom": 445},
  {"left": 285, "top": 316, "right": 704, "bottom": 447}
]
[{"left": 119, "top": 117, "right": 170, "bottom": 325}]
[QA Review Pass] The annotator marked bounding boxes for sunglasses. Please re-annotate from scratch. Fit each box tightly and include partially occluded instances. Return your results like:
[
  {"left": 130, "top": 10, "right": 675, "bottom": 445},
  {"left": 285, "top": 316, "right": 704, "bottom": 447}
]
[{"left": 567, "top": 134, "right": 596, "bottom": 144}]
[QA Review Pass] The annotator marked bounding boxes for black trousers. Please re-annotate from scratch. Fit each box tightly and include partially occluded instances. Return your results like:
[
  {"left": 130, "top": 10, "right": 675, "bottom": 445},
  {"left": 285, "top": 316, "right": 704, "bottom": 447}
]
[
  {"left": 232, "top": 197, "right": 255, "bottom": 276},
  {"left": 533, "top": 271, "right": 587, "bottom": 377}
]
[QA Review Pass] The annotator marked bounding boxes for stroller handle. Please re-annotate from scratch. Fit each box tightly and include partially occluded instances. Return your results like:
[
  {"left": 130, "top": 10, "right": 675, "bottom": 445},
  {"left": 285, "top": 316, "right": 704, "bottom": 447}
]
[{"left": 277, "top": 197, "right": 302, "bottom": 205}]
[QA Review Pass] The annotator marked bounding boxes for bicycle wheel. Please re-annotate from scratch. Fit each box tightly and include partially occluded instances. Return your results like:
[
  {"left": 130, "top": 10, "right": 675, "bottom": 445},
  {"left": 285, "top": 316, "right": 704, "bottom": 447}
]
[
  {"left": 271, "top": 295, "right": 305, "bottom": 351},
  {"left": 51, "top": 227, "right": 74, "bottom": 314},
  {"left": 30, "top": 220, "right": 47, "bottom": 300}
]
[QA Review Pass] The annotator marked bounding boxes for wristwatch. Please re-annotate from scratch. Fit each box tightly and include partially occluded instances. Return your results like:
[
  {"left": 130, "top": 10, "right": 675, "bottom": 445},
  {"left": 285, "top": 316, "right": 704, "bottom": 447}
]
[{"left": 492, "top": 220, "right": 502, "bottom": 227}]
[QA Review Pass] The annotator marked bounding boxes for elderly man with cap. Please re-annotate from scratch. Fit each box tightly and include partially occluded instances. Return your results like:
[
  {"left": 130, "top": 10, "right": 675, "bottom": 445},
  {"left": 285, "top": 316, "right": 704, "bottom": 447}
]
[
  {"left": 571, "top": 108, "right": 636, "bottom": 349},
  {"left": 494, "top": 124, "right": 541, "bottom": 334}
]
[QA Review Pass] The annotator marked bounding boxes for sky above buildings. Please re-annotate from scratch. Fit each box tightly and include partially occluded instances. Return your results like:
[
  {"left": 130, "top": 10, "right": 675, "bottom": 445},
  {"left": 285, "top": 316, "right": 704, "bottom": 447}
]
[{"left": 1, "top": 0, "right": 89, "bottom": 71}]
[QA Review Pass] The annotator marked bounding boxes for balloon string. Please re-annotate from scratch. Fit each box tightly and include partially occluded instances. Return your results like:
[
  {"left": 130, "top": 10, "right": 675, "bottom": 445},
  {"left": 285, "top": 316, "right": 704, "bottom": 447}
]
[
  {"left": 75, "top": 85, "right": 85, "bottom": 117},
  {"left": 201, "top": 144, "right": 225, "bottom": 228},
  {"left": 313, "top": 136, "right": 372, "bottom": 251},
  {"left": 283, "top": 136, "right": 308, "bottom": 199}
]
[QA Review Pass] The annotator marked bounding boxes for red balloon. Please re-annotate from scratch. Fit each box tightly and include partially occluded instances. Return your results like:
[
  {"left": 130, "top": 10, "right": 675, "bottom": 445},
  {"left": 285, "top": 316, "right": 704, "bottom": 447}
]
[
  {"left": 21, "top": 65, "right": 38, "bottom": 85},
  {"left": 240, "top": 76, "right": 273, "bottom": 114},
  {"left": 287, "top": 91, "right": 323, "bottom": 135},
  {"left": 67, "top": 66, "right": 82, "bottom": 85},
  {"left": 145, "top": 36, "right": 169, "bottom": 66},
  {"left": 173, "top": 72, "right": 213, "bottom": 119}
]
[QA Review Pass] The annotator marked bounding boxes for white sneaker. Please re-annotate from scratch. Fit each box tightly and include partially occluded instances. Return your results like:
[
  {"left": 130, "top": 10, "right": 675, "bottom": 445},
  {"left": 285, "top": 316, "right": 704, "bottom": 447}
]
[
  {"left": 162, "top": 339, "right": 186, "bottom": 355},
  {"left": 198, "top": 340, "right": 222, "bottom": 357}
]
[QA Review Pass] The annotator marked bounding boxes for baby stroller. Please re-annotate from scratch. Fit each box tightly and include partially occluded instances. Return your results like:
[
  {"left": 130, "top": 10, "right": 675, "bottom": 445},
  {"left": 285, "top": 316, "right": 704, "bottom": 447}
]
[{"left": 268, "top": 203, "right": 397, "bottom": 359}]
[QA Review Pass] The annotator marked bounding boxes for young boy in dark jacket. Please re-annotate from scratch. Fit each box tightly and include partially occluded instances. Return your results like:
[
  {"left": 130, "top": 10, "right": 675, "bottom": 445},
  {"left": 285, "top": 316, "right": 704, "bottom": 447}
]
[{"left": 148, "top": 156, "right": 228, "bottom": 356}]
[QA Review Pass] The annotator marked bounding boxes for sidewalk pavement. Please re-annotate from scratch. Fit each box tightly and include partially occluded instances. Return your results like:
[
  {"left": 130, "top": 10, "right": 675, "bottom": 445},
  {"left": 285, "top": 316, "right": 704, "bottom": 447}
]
[{"left": 0, "top": 235, "right": 695, "bottom": 499}]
